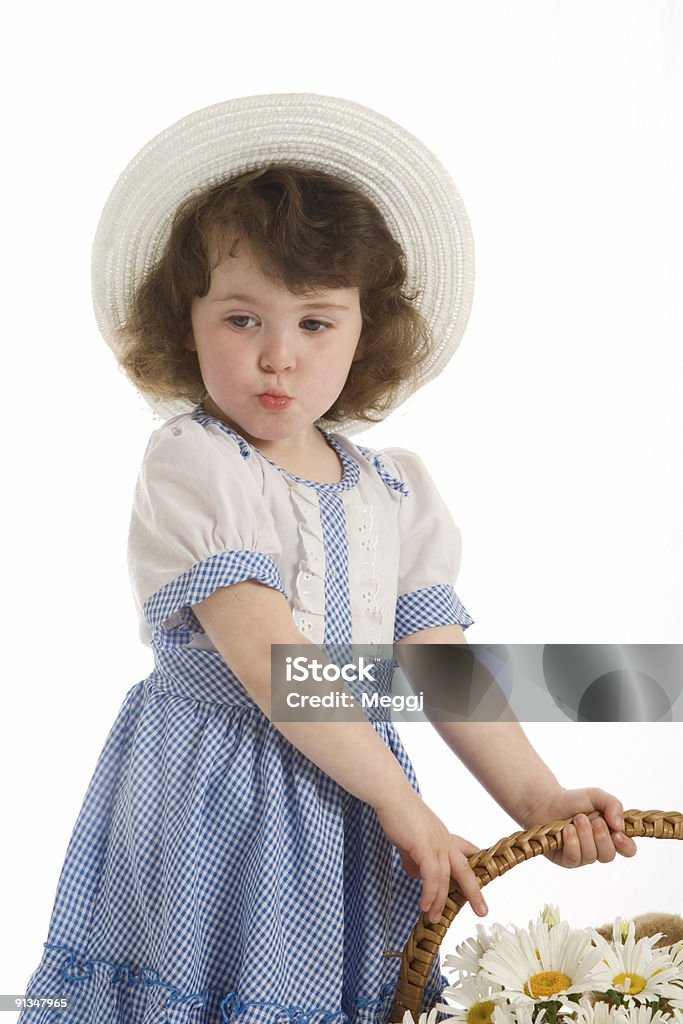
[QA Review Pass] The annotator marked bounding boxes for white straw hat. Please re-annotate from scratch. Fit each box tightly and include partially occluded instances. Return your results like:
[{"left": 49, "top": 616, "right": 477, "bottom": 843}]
[{"left": 91, "top": 92, "right": 474, "bottom": 435}]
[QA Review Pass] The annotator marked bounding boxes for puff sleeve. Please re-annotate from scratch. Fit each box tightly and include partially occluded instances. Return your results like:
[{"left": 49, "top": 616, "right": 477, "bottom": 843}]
[
  {"left": 381, "top": 447, "right": 475, "bottom": 641},
  {"left": 128, "top": 417, "right": 285, "bottom": 645}
]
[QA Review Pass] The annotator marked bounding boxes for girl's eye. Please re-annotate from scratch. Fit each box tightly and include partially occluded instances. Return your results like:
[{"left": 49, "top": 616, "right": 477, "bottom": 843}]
[
  {"left": 301, "top": 319, "right": 330, "bottom": 332},
  {"left": 227, "top": 315, "right": 258, "bottom": 329}
]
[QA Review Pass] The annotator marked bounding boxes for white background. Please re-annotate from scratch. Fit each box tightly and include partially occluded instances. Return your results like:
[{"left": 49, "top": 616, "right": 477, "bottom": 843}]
[{"left": 3, "top": 0, "right": 682, "bottom": 1009}]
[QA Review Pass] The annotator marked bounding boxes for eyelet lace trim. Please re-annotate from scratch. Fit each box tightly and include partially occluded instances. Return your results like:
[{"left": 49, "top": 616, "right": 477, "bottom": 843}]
[
  {"left": 289, "top": 487, "right": 326, "bottom": 644},
  {"left": 346, "top": 498, "right": 383, "bottom": 644}
]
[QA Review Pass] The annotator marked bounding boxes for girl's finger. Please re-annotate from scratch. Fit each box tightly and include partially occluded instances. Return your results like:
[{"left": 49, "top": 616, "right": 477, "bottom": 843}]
[
  {"left": 419, "top": 850, "right": 441, "bottom": 914},
  {"left": 591, "top": 816, "right": 616, "bottom": 863},
  {"left": 561, "top": 823, "right": 581, "bottom": 867},
  {"left": 398, "top": 847, "right": 422, "bottom": 879},
  {"left": 594, "top": 794, "right": 625, "bottom": 833},
  {"left": 573, "top": 813, "right": 598, "bottom": 864},
  {"left": 613, "top": 831, "right": 638, "bottom": 858},
  {"left": 427, "top": 852, "right": 452, "bottom": 924},
  {"left": 450, "top": 850, "right": 487, "bottom": 917}
]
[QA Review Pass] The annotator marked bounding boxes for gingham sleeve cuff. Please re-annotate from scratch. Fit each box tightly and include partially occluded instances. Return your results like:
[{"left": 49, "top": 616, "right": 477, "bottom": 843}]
[
  {"left": 394, "top": 584, "right": 474, "bottom": 641},
  {"left": 143, "top": 549, "right": 286, "bottom": 643}
]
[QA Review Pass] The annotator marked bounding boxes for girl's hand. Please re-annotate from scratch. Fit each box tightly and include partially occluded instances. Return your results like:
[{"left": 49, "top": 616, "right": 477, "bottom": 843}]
[
  {"left": 374, "top": 786, "right": 487, "bottom": 925},
  {"left": 520, "top": 786, "right": 638, "bottom": 867}
]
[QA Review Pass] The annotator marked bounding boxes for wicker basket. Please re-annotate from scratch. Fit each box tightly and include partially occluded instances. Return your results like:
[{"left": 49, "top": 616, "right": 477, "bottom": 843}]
[{"left": 386, "top": 808, "right": 683, "bottom": 1023}]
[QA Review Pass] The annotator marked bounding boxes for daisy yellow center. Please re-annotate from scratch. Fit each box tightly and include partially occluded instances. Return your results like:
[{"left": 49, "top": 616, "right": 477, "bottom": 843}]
[
  {"left": 613, "top": 972, "right": 646, "bottom": 994},
  {"left": 525, "top": 972, "right": 572, "bottom": 998},
  {"left": 467, "top": 1001, "right": 497, "bottom": 1024}
]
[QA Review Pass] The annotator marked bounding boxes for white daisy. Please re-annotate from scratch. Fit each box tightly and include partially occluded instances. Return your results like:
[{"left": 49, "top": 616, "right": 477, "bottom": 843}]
[
  {"left": 607, "top": 919, "right": 638, "bottom": 945},
  {"left": 491, "top": 1002, "right": 541, "bottom": 1024},
  {"left": 667, "top": 985, "right": 683, "bottom": 1012},
  {"left": 669, "top": 940, "right": 683, "bottom": 974},
  {"left": 589, "top": 929, "right": 683, "bottom": 1004},
  {"left": 479, "top": 919, "right": 603, "bottom": 1001},
  {"left": 573, "top": 996, "right": 630, "bottom": 1024},
  {"left": 445, "top": 924, "right": 512, "bottom": 977},
  {"left": 435, "top": 974, "right": 505, "bottom": 1024},
  {"left": 403, "top": 1008, "right": 449, "bottom": 1024},
  {"left": 663, "top": 943, "right": 683, "bottom": 1010},
  {"left": 541, "top": 905, "right": 562, "bottom": 929},
  {"left": 620, "top": 1005, "right": 673, "bottom": 1024}
]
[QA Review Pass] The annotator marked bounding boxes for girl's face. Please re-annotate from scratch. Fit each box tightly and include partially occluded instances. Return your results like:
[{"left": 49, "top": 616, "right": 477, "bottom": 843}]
[{"left": 186, "top": 240, "right": 364, "bottom": 448}]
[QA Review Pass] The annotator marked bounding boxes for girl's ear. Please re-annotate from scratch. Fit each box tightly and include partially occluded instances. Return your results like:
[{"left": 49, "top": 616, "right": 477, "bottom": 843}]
[{"left": 184, "top": 330, "right": 197, "bottom": 352}]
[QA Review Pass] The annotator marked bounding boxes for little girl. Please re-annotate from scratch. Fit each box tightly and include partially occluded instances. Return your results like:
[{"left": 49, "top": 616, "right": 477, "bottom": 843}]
[{"left": 20, "top": 94, "right": 636, "bottom": 1024}]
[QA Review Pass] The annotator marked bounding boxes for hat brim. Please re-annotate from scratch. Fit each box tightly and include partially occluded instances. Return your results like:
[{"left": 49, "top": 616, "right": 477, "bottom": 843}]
[{"left": 91, "top": 92, "right": 474, "bottom": 436}]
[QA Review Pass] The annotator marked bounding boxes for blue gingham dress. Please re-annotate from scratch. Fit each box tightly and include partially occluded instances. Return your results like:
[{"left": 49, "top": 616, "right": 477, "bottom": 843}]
[{"left": 20, "top": 406, "right": 474, "bottom": 1024}]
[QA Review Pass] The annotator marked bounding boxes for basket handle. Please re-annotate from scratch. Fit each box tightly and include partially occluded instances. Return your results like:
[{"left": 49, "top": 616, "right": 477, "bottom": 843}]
[{"left": 388, "top": 808, "right": 683, "bottom": 1023}]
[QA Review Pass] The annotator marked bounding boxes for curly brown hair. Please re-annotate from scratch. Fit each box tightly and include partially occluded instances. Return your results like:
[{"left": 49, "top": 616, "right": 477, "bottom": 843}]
[{"left": 113, "top": 163, "right": 430, "bottom": 426}]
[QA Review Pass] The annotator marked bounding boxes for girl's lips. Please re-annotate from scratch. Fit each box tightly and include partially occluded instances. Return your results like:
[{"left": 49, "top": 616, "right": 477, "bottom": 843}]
[{"left": 258, "top": 393, "right": 292, "bottom": 411}]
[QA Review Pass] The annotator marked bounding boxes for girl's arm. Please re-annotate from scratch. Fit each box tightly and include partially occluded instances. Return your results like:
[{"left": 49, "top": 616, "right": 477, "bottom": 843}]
[
  {"left": 395, "top": 624, "right": 638, "bottom": 866},
  {"left": 193, "top": 579, "right": 408, "bottom": 808},
  {"left": 191, "top": 581, "right": 489, "bottom": 921}
]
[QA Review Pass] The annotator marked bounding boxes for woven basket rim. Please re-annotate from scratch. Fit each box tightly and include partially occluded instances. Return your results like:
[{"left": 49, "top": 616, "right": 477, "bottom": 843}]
[{"left": 389, "top": 808, "right": 683, "bottom": 1022}]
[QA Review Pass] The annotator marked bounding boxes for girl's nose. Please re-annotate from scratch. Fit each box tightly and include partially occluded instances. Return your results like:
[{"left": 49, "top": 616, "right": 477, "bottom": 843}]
[{"left": 258, "top": 328, "right": 296, "bottom": 373}]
